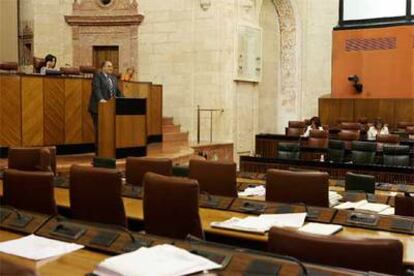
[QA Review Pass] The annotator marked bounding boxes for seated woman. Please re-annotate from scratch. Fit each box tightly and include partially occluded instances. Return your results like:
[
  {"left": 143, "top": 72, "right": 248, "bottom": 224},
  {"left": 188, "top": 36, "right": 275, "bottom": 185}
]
[
  {"left": 303, "top": 116, "right": 323, "bottom": 137},
  {"left": 367, "top": 118, "right": 389, "bottom": 140},
  {"left": 40, "top": 54, "right": 57, "bottom": 75},
  {"left": 121, "top": 67, "right": 135, "bottom": 81}
]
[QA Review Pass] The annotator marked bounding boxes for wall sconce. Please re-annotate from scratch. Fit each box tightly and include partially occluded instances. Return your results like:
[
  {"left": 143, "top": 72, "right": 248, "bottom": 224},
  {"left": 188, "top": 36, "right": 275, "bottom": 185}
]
[
  {"left": 200, "top": 0, "right": 211, "bottom": 11},
  {"left": 348, "top": 75, "right": 363, "bottom": 93}
]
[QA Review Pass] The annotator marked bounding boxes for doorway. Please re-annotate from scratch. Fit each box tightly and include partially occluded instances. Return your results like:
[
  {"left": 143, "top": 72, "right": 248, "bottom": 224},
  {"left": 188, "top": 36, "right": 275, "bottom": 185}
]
[{"left": 93, "top": 46, "right": 119, "bottom": 74}]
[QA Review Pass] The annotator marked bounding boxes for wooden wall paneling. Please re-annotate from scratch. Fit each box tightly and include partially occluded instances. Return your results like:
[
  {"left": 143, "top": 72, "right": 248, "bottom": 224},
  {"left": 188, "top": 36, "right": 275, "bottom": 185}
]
[
  {"left": 137, "top": 82, "right": 151, "bottom": 136},
  {"left": 319, "top": 97, "right": 354, "bottom": 126},
  {"left": 120, "top": 81, "right": 140, "bottom": 98},
  {"left": 393, "top": 99, "right": 414, "bottom": 126},
  {"left": 115, "top": 115, "right": 146, "bottom": 148},
  {"left": 43, "top": 78, "right": 65, "bottom": 145},
  {"left": 21, "top": 76, "right": 43, "bottom": 146},
  {"left": 0, "top": 75, "right": 21, "bottom": 146},
  {"left": 64, "top": 79, "right": 82, "bottom": 144},
  {"left": 81, "top": 79, "right": 94, "bottom": 143},
  {"left": 0, "top": 76, "right": 3, "bottom": 145},
  {"left": 353, "top": 99, "right": 394, "bottom": 127},
  {"left": 98, "top": 99, "right": 115, "bottom": 158},
  {"left": 149, "top": 84, "right": 162, "bottom": 136}
]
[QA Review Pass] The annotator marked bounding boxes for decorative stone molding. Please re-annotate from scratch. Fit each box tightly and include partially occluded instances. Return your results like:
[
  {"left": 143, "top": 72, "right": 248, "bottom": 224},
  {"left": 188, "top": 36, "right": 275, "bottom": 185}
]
[{"left": 200, "top": 0, "right": 211, "bottom": 11}]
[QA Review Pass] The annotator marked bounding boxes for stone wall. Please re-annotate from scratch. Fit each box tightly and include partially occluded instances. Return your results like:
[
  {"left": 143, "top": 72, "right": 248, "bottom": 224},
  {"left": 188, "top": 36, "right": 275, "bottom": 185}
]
[{"left": 0, "top": 0, "right": 18, "bottom": 63}]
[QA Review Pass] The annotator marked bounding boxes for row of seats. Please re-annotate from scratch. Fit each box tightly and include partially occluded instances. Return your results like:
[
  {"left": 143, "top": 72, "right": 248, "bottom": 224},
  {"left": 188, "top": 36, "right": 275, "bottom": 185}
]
[
  {"left": 2, "top": 161, "right": 409, "bottom": 275},
  {"left": 278, "top": 141, "right": 411, "bottom": 166}
]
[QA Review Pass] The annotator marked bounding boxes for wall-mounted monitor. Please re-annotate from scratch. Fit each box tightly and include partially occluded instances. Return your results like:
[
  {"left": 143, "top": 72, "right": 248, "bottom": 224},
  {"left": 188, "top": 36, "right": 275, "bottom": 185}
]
[{"left": 343, "top": 0, "right": 406, "bottom": 21}]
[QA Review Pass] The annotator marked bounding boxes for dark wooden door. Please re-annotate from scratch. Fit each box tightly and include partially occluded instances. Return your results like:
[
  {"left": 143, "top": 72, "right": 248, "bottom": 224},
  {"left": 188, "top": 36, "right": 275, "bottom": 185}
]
[{"left": 93, "top": 46, "right": 119, "bottom": 74}]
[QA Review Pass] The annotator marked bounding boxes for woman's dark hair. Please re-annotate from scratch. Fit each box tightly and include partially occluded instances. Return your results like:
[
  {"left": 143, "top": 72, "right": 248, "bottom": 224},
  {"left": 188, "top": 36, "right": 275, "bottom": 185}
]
[
  {"left": 373, "top": 118, "right": 384, "bottom": 129},
  {"left": 44, "top": 54, "right": 56, "bottom": 64},
  {"left": 310, "top": 116, "right": 321, "bottom": 128}
]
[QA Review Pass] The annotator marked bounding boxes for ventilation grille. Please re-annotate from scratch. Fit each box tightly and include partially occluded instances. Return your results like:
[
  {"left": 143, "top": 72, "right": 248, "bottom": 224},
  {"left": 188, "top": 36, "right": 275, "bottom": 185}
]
[{"left": 345, "top": 37, "right": 396, "bottom": 52}]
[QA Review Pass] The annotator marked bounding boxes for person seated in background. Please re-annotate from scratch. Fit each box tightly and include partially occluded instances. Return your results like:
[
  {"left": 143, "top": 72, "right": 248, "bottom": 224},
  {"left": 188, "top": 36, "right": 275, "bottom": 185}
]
[
  {"left": 121, "top": 67, "right": 135, "bottom": 81},
  {"left": 303, "top": 116, "right": 323, "bottom": 137},
  {"left": 40, "top": 54, "right": 57, "bottom": 75},
  {"left": 367, "top": 118, "right": 389, "bottom": 140}
]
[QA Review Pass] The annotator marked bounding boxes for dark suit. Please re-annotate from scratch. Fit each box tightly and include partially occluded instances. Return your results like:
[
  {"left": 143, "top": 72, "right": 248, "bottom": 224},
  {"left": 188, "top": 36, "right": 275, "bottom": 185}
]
[{"left": 89, "top": 72, "right": 124, "bottom": 150}]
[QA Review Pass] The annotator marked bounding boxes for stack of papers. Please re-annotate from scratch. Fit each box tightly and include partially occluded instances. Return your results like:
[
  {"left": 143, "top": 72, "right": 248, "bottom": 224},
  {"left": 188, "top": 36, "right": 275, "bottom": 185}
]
[
  {"left": 0, "top": 235, "right": 84, "bottom": 261},
  {"left": 334, "top": 200, "right": 390, "bottom": 213},
  {"left": 329, "top": 191, "right": 343, "bottom": 207},
  {"left": 94, "top": 244, "right": 221, "bottom": 276},
  {"left": 210, "top": 213, "right": 307, "bottom": 234},
  {"left": 238, "top": 185, "right": 266, "bottom": 197},
  {"left": 298, "top": 223, "right": 343, "bottom": 236}
]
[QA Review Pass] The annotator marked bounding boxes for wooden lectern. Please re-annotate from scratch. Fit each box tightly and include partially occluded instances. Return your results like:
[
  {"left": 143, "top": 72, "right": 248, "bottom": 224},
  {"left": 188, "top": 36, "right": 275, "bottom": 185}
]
[{"left": 98, "top": 98, "right": 147, "bottom": 158}]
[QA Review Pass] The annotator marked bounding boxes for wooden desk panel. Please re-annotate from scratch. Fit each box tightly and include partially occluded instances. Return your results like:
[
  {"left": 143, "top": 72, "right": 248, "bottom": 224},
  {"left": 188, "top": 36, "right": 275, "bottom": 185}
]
[
  {"left": 43, "top": 78, "right": 65, "bottom": 145},
  {"left": 81, "top": 79, "right": 95, "bottom": 144},
  {"left": 21, "top": 76, "right": 43, "bottom": 146},
  {"left": 64, "top": 79, "right": 82, "bottom": 144},
  {"left": 0, "top": 75, "right": 21, "bottom": 146},
  {"left": 115, "top": 115, "right": 146, "bottom": 148}
]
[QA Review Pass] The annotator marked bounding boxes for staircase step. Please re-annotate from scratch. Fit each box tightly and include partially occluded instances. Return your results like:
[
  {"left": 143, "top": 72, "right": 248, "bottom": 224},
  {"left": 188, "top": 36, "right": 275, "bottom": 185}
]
[
  {"left": 162, "top": 117, "right": 174, "bottom": 126},
  {"left": 162, "top": 124, "right": 181, "bottom": 134},
  {"left": 163, "top": 131, "right": 189, "bottom": 143}
]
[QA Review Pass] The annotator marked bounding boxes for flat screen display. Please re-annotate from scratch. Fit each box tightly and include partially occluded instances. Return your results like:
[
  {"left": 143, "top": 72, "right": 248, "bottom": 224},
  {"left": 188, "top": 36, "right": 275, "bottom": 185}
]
[{"left": 343, "top": 0, "right": 406, "bottom": 21}]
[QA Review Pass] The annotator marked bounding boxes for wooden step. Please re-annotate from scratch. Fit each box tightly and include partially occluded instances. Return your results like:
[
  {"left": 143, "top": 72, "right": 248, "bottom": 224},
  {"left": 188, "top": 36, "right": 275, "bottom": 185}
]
[
  {"left": 162, "top": 117, "right": 174, "bottom": 126},
  {"left": 162, "top": 124, "right": 181, "bottom": 134},
  {"left": 163, "top": 131, "right": 189, "bottom": 143}
]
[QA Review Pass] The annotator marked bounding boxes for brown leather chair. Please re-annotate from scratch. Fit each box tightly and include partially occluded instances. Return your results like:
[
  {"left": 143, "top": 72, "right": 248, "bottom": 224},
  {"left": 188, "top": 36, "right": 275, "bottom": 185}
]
[
  {"left": 395, "top": 195, "right": 414, "bottom": 217},
  {"left": 0, "top": 62, "right": 18, "bottom": 72},
  {"left": 69, "top": 165, "right": 126, "bottom": 226},
  {"left": 3, "top": 169, "right": 56, "bottom": 215},
  {"left": 79, "top": 65, "right": 96, "bottom": 76},
  {"left": 286, "top": 121, "right": 306, "bottom": 137},
  {"left": 288, "top": 121, "right": 306, "bottom": 128},
  {"left": 308, "top": 129, "right": 328, "bottom": 148},
  {"left": 340, "top": 122, "right": 362, "bottom": 134},
  {"left": 397, "top": 121, "right": 414, "bottom": 130},
  {"left": 268, "top": 227, "right": 403, "bottom": 275},
  {"left": 189, "top": 159, "right": 237, "bottom": 197},
  {"left": 60, "top": 67, "right": 80, "bottom": 75},
  {"left": 143, "top": 172, "right": 203, "bottom": 239},
  {"left": 125, "top": 157, "right": 172, "bottom": 186},
  {"left": 266, "top": 169, "right": 329, "bottom": 207},
  {"left": 33, "top": 57, "right": 45, "bottom": 73},
  {"left": 8, "top": 147, "right": 57, "bottom": 175},
  {"left": 338, "top": 130, "right": 360, "bottom": 150},
  {"left": 376, "top": 134, "right": 400, "bottom": 144}
]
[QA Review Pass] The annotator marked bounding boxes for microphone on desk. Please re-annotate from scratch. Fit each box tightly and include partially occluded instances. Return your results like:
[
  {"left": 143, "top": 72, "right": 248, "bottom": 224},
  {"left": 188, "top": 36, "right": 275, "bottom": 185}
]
[{"left": 1, "top": 205, "right": 33, "bottom": 228}]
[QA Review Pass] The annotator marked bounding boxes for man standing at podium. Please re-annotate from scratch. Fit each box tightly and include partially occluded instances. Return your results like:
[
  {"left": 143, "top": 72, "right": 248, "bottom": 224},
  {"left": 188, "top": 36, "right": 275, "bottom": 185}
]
[{"left": 89, "top": 61, "right": 124, "bottom": 148}]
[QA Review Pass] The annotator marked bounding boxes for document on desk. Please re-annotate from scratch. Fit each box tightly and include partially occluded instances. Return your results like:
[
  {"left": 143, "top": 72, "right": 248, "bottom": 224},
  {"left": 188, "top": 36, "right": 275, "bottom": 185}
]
[
  {"left": 94, "top": 244, "right": 221, "bottom": 276},
  {"left": 298, "top": 223, "right": 343, "bottom": 236},
  {"left": 258, "top": 213, "right": 307, "bottom": 228},
  {"left": 0, "top": 235, "right": 84, "bottom": 261},
  {"left": 238, "top": 185, "right": 266, "bottom": 197},
  {"left": 334, "top": 200, "right": 390, "bottom": 213}
]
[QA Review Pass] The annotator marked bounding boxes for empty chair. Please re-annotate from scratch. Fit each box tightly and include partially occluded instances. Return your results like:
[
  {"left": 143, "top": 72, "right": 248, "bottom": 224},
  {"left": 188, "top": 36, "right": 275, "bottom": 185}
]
[
  {"left": 327, "top": 140, "right": 345, "bottom": 163},
  {"left": 0, "top": 62, "right": 18, "bottom": 72},
  {"left": 376, "top": 134, "right": 400, "bottom": 145},
  {"left": 337, "top": 130, "right": 359, "bottom": 150},
  {"left": 33, "top": 57, "right": 45, "bottom": 73},
  {"left": 383, "top": 145, "right": 410, "bottom": 167},
  {"left": 308, "top": 129, "right": 328, "bottom": 148},
  {"left": 125, "top": 157, "right": 172, "bottom": 186},
  {"left": 143, "top": 172, "right": 203, "bottom": 239},
  {"left": 189, "top": 159, "right": 237, "bottom": 197},
  {"left": 345, "top": 172, "right": 375, "bottom": 194},
  {"left": 3, "top": 169, "right": 56, "bottom": 215},
  {"left": 340, "top": 122, "right": 362, "bottom": 133},
  {"left": 266, "top": 169, "right": 329, "bottom": 207},
  {"left": 285, "top": 121, "right": 305, "bottom": 137},
  {"left": 395, "top": 194, "right": 414, "bottom": 217},
  {"left": 351, "top": 141, "right": 377, "bottom": 165},
  {"left": 277, "top": 143, "right": 300, "bottom": 160},
  {"left": 268, "top": 227, "right": 403, "bottom": 275},
  {"left": 397, "top": 121, "right": 414, "bottom": 130},
  {"left": 69, "top": 165, "right": 126, "bottom": 226},
  {"left": 8, "top": 147, "right": 57, "bottom": 175}
]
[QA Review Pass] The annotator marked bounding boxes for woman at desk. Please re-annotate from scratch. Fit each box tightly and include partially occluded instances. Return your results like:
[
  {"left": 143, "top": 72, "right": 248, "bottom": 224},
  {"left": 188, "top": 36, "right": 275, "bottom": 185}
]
[
  {"left": 367, "top": 118, "right": 389, "bottom": 140},
  {"left": 40, "top": 54, "right": 57, "bottom": 75},
  {"left": 303, "top": 116, "right": 323, "bottom": 137}
]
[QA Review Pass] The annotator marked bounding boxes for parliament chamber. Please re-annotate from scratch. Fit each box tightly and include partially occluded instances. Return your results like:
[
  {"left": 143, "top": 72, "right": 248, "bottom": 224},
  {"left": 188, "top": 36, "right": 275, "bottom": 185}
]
[{"left": 1, "top": 0, "right": 414, "bottom": 275}]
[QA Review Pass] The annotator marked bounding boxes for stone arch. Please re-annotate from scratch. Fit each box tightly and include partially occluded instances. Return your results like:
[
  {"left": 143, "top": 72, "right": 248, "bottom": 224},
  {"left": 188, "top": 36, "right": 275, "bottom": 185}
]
[{"left": 272, "top": 0, "right": 302, "bottom": 129}]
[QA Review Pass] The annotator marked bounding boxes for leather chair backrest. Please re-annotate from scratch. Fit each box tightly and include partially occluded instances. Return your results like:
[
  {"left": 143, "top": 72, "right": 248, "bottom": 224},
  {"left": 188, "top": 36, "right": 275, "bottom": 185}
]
[
  {"left": 189, "top": 159, "right": 237, "bottom": 197},
  {"left": 8, "top": 147, "right": 57, "bottom": 175},
  {"left": 268, "top": 227, "right": 403, "bottom": 275},
  {"left": 79, "top": 65, "right": 96, "bottom": 74},
  {"left": 143, "top": 172, "right": 203, "bottom": 239},
  {"left": 327, "top": 140, "right": 345, "bottom": 163},
  {"left": 285, "top": 127, "right": 304, "bottom": 137},
  {"left": 33, "top": 57, "right": 45, "bottom": 73},
  {"left": 308, "top": 130, "right": 328, "bottom": 148},
  {"left": 288, "top": 121, "right": 305, "bottom": 128},
  {"left": 351, "top": 141, "right": 377, "bottom": 165},
  {"left": 277, "top": 143, "right": 300, "bottom": 160},
  {"left": 125, "top": 157, "right": 172, "bottom": 186},
  {"left": 376, "top": 134, "right": 400, "bottom": 144},
  {"left": 266, "top": 169, "right": 329, "bottom": 207},
  {"left": 3, "top": 169, "right": 56, "bottom": 215},
  {"left": 394, "top": 195, "right": 414, "bottom": 217},
  {"left": 407, "top": 126, "right": 414, "bottom": 134},
  {"left": 345, "top": 172, "right": 375, "bottom": 194},
  {"left": 397, "top": 121, "right": 414, "bottom": 130},
  {"left": 69, "top": 165, "right": 126, "bottom": 226},
  {"left": 60, "top": 67, "right": 80, "bottom": 75},
  {"left": 338, "top": 130, "right": 360, "bottom": 150},
  {"left": 383, "top": 145, "right": 410, "bottom": 167},
  {"left": 0, "top": 62, "right": 18, "bottom": 71}
]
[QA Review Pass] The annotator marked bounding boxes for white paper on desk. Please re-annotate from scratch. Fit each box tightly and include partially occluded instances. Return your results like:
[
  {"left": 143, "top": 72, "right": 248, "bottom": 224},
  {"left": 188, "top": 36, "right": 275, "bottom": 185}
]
[
  {"left": 356, "top": 202, "right": 390, "bottom": 213},
  {"left": 94, "top": 244, "right": 221, "bottom": 276},
  {"left": 210, "top": 217, "right": 269, "bottom": 234},
  {"left": 0, "top": 235, "right": 84, "bottom": 261},
  {"left": 334, "top": 200, "right": 368, "bottom": 210},
  {"left": 238, "top": 185, "right": 266, "bottom": 197},
  {"left": 298, "top": 223, "right": 343, "bottom": 236},
  {"left": 258, "top": 213, "right": 307, "bottom": 229},
  {"left": 328, "top": 191, "right": 343, "bottom": 207},
  {"left": 378, "top": 207, "right": 395, "bottom": 215}
]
